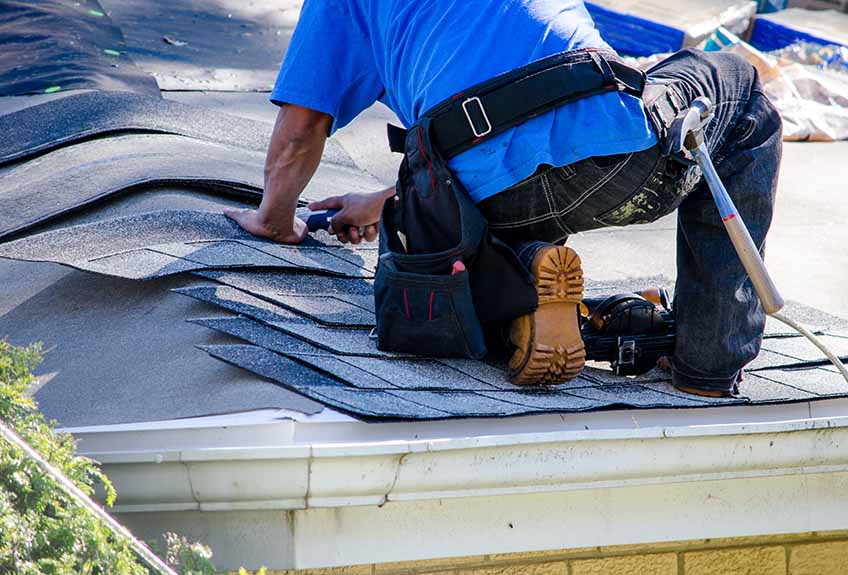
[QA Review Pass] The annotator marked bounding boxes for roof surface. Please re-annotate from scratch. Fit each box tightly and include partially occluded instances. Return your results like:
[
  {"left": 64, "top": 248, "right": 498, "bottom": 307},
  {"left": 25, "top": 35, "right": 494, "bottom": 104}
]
[{"left": 1, "top": 1, "right": 847, "bottom": 427}]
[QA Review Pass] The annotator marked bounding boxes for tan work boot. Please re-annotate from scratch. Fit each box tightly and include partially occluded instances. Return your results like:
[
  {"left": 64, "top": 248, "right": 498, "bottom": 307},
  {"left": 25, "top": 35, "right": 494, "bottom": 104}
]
[{"left": 509, "top": 245, "right": 585, "bottom": 386}]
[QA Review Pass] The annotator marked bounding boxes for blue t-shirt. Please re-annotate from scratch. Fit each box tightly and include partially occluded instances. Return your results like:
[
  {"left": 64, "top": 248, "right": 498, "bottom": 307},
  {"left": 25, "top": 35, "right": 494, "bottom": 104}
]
[{"left": 272, "top": 0, "right": 657, "bottom": 202}]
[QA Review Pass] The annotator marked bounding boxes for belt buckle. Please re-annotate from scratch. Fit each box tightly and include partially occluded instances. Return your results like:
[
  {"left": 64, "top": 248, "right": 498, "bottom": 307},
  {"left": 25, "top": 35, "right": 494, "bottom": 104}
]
[{"left": 461, "top": 96, "right": 492, "bottom": 138}]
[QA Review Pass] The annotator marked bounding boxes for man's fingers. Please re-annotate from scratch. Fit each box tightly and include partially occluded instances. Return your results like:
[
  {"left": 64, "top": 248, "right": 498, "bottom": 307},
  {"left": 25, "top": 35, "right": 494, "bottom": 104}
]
[
  {"left": 348, "top": 227, "right": 362, "bottom": 244},
  {"left": 307, "top": 196, "right": 344, "bottom": 211},
  {"left": 363, "top": 224, "right": 378, "bottom": 242}
]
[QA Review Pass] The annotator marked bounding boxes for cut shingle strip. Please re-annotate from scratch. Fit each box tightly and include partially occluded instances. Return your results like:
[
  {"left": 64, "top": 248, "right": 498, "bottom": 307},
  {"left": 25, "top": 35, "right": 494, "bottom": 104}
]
[
  {"left": 177, "top": 285, "right": 395, "bottom": 356},
  {"left": 566, "top": 383, "right": 713, "bottom": 408},
  {"left": 255, "top": 294, "right": 375, "bottom": 327},
  {"left": 0, "top": 136, "right": 263, "bottom": 241},
  {"left": 0, "top": 210, "right": 375, "bottom": 279},
  {"left": 179, "top": 286, "right": 308, "bottom": 325},
  {"left": 199, "top": 344, "right": 450, "bottom": 419},
  {"left": 757, "top": 333, "right": 848, "bottom": 367},
  {"left": 736, "top": 373, "right": 820, "bottom": 402},
  {"left": 749, "top": 366, "right": 848, "bottom": 398},
  {"left": 195, "top": 264, "right": 379, "bottom": 325},
  {"left": 83, "top": 249, "right": 200, "bottom": 280},
  {"left": 191, "top": 317, "right": 320, "bottom": 356},
  {"left": 195, "top": 269, "right": 375, "bottom": 298},
  {"left": 0, "top": 90, "right": 357, "bottom": 169},
  {"left": 198, "top": 344, "right": 343, "bottom": 388},
  {"left": 153, "top": 240, "right": 295, "bottom": 268}
]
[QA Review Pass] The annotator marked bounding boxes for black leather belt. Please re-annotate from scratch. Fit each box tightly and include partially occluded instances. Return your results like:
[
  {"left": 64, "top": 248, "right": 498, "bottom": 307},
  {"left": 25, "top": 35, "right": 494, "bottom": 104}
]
[{"left": 388, "top": 49, "right": 646, "bottom": 159}]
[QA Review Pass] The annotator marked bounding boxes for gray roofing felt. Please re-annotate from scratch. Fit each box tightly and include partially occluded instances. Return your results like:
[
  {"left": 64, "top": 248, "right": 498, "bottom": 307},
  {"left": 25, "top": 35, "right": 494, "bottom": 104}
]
[
  {"left": 0, "top": 0, "right": 160, "bottom": 97},
  {"left": 0, "top": 263, "right": 323, "bottom": 427},
  {"left": 0, "top": 90, "right": 355, "bottom": 168},
  {"left": 0, "top": 210, "right": 377, "bottom": 280}
]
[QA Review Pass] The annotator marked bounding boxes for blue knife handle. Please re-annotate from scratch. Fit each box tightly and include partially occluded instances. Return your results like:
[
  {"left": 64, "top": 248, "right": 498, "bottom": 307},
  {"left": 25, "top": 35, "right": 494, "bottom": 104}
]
[{"left": 305, "top": 209, "right": 340, "bottom": 233}]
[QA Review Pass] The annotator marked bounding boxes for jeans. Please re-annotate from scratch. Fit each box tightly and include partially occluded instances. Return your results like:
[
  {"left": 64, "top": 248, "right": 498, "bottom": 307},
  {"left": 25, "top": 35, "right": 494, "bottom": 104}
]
[{"left": 477, "top": 49, "right": 783, "bottom": 393}]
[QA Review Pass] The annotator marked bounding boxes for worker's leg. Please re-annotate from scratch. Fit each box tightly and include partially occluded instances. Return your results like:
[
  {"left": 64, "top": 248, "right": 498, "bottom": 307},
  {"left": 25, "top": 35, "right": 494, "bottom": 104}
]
[
  {"left": 478, "top": 144, "right": 672, "bottom": 386},
  {"left": 648, "top": 49, "right": 783, "bottom": 394}
]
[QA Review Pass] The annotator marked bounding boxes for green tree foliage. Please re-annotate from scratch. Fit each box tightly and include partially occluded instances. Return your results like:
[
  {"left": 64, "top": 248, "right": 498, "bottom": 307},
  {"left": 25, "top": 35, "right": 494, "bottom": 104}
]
[
  {"left": 0, "top": 339, "right": 147, "bottom": 574},
  {"left": 0, "top": 340, "right": 217, "bottom": 575}
]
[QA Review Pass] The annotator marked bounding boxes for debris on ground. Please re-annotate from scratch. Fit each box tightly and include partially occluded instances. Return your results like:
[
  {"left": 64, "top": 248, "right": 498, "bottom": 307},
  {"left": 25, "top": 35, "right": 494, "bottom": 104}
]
[
  {"left": 162, "top": 35, "right": 188, "bottom": 47},
  {"left": 703, "top": 27, "right": 848, "bottom": 141}
]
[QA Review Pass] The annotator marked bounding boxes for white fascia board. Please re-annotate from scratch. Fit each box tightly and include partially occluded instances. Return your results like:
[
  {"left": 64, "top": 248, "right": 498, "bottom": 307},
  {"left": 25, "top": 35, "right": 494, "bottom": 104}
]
[
  {"left": 90, "top": 413, "right": 848, "bottom": 513},
  {"left": 291, "top": 471, "right": 848, "bottom": 568}
]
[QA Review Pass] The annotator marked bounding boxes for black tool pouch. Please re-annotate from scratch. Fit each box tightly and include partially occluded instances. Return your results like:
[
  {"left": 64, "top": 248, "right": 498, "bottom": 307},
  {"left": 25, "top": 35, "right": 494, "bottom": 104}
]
[{"left": 375, "top": 119, "right": 538, "bottom": 359}]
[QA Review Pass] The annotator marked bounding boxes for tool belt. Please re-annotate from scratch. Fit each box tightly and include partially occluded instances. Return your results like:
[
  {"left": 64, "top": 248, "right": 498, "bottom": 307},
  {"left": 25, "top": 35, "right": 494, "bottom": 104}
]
[{"left": 375, "top": 49, "right": 647, "bottom": 359}]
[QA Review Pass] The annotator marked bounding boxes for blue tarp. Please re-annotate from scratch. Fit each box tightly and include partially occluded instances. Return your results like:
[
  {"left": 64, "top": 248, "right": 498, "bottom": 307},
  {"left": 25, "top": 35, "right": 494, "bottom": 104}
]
[
  {"left": 585, "top": 2, "right": 685, "bottom": 56},
  {"left": 751, "top": 14, "right": 848, "bottom": 51}
]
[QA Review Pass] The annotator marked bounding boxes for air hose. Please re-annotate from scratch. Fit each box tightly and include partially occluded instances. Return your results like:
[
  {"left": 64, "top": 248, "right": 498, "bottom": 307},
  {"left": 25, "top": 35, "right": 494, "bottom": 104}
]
[{"left": 770, "top": 312, "right": 848, "bottom": 382}]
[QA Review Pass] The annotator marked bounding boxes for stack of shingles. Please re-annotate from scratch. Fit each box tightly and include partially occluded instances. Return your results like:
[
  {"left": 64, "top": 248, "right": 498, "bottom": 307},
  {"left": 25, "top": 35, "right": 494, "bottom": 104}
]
[{"left": 2, "top": 89, "right": 848, "bottom": 421}]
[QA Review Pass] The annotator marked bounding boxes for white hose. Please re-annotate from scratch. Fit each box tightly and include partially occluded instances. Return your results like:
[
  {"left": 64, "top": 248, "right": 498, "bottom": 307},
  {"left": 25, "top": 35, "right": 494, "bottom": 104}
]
[
  {"left": 0, "top": 420, "right": 178, "bottom": 575},
  {"left": 770, "top": 311, "right": 848, "bottom": 384}
]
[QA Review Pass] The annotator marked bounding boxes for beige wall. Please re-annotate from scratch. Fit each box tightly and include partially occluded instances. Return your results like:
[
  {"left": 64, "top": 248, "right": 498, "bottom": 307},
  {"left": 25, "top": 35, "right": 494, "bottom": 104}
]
[{"left": 234, "top": 530, "right": 848, "bottom": 575}]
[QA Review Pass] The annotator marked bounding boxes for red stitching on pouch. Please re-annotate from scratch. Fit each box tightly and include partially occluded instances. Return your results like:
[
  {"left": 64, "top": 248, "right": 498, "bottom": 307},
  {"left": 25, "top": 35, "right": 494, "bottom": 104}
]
[
  {"left": 403, "top": 288, "right": 411, "bottom": 320},
  {"left": 428, "top": 290, "right": 435, "bottom": 321},
  {"left": 417, "top": 126, "right": 437, "bottom": 192}
]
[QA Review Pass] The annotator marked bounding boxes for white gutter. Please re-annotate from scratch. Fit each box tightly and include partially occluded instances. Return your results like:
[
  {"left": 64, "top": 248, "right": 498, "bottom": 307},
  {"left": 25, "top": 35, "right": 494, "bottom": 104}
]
[{"left": 81, "top": 413, "right": 848, "bottom": 513}]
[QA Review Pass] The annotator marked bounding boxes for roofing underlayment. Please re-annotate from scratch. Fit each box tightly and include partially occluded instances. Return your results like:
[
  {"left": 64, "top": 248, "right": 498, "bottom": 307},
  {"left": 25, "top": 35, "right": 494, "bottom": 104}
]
[
  {"left": 0, "top": 0, "right": 160, "bottom": 96},
  {"left": 2, "top": 0, "right": 847, "bottom": 427}
]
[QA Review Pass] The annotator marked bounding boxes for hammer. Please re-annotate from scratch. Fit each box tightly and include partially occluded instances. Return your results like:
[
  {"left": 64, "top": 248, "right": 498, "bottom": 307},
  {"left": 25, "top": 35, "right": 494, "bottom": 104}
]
[{"left": 668, "top": 96, "right": 785, "bottom": 315}]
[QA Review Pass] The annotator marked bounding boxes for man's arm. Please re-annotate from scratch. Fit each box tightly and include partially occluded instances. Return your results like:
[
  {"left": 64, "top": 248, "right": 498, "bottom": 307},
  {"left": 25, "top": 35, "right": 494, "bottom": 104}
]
[
  {"left": 226, "top": 103, "right": 392, "bottom": 245},
  {"left": 225, "top": 104, "right": 331, "bottom": 244}
]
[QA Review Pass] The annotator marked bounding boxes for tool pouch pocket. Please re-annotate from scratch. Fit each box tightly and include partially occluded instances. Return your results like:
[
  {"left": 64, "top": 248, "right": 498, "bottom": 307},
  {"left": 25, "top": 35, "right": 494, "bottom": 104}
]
[
  {"left": 374, "top": 255, "right": 486, "bottom": 358},
  {"left": 374, "top": 118, "right": 537, "bottom": 359}
]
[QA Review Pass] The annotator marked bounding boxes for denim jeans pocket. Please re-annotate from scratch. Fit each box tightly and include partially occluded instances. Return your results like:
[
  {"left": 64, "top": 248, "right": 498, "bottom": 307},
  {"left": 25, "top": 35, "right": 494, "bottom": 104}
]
[
  {"left": 593, "top": 154, "right": 681, "bottom": 227},
  {"left": 477, "top": 170, "right": 571, "bottom": 243}
]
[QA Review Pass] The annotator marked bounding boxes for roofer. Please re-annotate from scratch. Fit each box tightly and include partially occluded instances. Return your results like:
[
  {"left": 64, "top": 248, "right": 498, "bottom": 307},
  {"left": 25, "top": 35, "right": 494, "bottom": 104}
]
[{"left": 226, "top": 0, "right": 782, "bottom": 397}]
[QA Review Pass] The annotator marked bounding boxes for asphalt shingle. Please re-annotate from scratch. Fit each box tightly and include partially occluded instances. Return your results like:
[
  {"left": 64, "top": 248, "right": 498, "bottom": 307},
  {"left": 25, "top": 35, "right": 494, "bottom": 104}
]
[
  {"left": 0, "top": 211, "right": 376, "bottom": 279},
  {"left": 182, "top": 264, "right": 848, "bottom": 420},
  {"left": 0, "top": 90, "right": 356, "bottom": 168}
]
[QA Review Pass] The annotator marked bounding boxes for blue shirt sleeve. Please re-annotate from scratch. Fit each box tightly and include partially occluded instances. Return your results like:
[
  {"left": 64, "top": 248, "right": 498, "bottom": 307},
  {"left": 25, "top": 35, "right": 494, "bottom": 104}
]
[{"left": 270, "top": 0, "right": 384, "bottom": 135}]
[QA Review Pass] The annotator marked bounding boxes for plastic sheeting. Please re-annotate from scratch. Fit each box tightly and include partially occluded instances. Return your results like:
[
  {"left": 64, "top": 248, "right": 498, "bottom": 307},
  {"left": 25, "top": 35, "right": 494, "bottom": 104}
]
[
  {"left": 628, "top": 28, "right": 848, "bottom": 142},
  {"left": 703, "top": 28, "right": 848, "bottom": 141}
]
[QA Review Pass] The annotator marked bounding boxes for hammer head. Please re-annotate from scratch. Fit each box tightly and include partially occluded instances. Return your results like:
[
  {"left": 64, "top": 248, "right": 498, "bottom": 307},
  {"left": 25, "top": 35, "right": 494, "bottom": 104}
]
[{"left": 663, "top": 96, "right": 715, "bottom": 157}]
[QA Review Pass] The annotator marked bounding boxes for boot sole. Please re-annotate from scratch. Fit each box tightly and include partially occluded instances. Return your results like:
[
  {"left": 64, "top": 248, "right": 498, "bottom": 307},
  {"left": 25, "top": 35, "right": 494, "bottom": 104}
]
[{"left": 509, "top": 245, "right": 585, "bottom": 386}]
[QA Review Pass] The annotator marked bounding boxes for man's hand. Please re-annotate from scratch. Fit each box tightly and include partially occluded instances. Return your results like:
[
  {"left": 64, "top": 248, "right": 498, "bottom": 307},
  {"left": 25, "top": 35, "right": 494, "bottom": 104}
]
[
  {"left": 308, "top": 187, "right": 394, "bottom": 244},
  {"left": 224, "top": 208, "right": 308, "bottom": 244}
]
